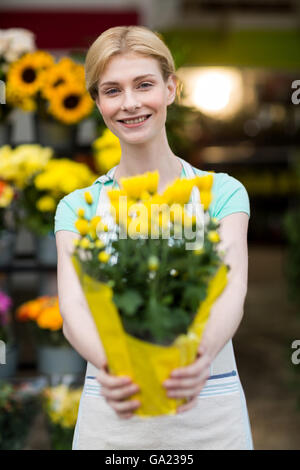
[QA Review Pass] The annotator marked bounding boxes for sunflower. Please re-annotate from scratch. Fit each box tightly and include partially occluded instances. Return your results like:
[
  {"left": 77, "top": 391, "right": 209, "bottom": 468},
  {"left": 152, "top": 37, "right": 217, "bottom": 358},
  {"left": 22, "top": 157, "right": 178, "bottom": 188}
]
[
  {"left": 7, "top": 50, "right": 54, "bottom": 97},
  {"left": 48, "top": 83, "right": 94, "bottom": 124},
  {"left": 40, "top": 58, "right": 85, "bottom": 100}
]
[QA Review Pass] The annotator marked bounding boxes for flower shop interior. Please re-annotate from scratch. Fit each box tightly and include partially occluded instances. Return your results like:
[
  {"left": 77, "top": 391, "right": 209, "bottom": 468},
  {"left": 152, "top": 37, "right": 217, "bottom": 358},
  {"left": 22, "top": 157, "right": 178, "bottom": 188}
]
[{"left": 1, "top": 0, "right": 300, "bottom": 450}]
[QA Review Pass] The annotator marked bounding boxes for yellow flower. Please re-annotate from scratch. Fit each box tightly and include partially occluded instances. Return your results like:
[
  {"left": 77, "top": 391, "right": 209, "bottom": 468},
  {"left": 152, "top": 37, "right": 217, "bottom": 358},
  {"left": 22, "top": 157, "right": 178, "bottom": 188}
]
[
  {"left": 80, "top": 237, "right": 91, "bottom": 249},
  {"left": 200, "top": 192, "right": 212, "bottom": 211},
  {"left": 194, "top": 173, "right": 214, "bottom": 192},
  {"left": 120, "top": 171, "right": 159, "bottom": 200},
  {"left": 194, "top": 248, "right": 204, "bottom": 255},
  {"left": 77, "top": 208, "right": 85, "bottom": 218},
  {"left": 72, "top": 238, "right": 80, "bottom": 248},
  {"left": 36, "top": 195, "right": 56, "bottom": 212},
  {"left": 92, "top": 129, "right": 121, "bottom": 174},
  {"left": 74, "top": 219, "right": 89, "bottom": 236},
  {"left": 148, "top": 255, "right": 159, "bottom": 271},
  {"left": 40, "top": 57, "right": 84, "bottom": 101},
  {"left": 48, "top": 83, "right": 94, "bottom": 124},
  {"left": 90, "top": 216, "right": 102, "bottom": 230},
  {"left": 0, "top": 181, "right": 14, "bottom": 208},
  {"left": 207, "top": 231, "right": 220, "bottom": 243},
  {"left": 161, "top": 178, "right": 194, "bottom": 205},
  {"left": 84, "top": 191, "right": 93, "bottom": 205},
  {"left": 94, "top": 239, "right": 105, "bottom": 249},
  {"left": 98, "top": 251, "right": 110, "bottom": 263},
  {"left": 7, "top": 51, "right": 54, "bottom": 98}
]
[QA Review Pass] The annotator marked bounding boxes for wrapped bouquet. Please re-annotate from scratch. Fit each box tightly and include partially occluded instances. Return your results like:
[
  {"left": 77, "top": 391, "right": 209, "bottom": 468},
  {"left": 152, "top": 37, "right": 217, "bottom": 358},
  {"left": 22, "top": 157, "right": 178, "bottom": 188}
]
[{"left": 72, "top": 170, "right": 228, "bottom": 416}]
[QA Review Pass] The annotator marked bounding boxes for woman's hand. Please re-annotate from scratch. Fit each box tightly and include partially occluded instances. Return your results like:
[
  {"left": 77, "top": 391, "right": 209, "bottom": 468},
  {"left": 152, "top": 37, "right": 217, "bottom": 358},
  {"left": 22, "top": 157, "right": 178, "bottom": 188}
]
[
  {"left": 96, "top": 363, "right": 140, "bottom": 419},
  {"left": 163, "top": 343, "right": 211, "bottom": 413}
]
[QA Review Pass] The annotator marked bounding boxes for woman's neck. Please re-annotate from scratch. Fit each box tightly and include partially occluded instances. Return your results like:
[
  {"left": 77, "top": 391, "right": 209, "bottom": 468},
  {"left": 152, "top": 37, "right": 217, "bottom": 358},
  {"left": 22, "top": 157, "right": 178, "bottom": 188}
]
[{"left": 113, "top": 136, "right": 183, "bottom": 193}]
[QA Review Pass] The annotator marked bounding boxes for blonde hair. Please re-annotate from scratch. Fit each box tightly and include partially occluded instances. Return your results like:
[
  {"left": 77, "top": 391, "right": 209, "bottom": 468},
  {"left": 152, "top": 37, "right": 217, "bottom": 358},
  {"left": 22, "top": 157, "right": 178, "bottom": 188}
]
[{"left": 85, "top": 25, "right": 182, "bottom": 102}]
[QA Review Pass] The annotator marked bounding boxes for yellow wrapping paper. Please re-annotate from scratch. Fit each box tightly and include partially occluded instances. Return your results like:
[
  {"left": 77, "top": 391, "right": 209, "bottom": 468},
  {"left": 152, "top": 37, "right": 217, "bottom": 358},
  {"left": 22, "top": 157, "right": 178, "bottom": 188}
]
[{"left": 72, "top": 255, "right": 228, "bottom": 417}]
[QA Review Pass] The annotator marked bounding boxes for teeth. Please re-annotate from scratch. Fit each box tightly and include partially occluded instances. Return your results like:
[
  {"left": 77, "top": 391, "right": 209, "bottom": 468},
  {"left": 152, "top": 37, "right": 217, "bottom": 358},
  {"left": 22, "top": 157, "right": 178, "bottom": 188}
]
[{"left": 123, "top": 116, "right": 148, "bottom": 124}]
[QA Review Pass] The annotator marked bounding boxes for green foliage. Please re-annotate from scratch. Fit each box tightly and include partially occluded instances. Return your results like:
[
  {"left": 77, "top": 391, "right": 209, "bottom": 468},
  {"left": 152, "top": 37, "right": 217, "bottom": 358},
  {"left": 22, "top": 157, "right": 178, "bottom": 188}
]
[{"left": 75, "top": 218, "right": 226, "bottom": 345}]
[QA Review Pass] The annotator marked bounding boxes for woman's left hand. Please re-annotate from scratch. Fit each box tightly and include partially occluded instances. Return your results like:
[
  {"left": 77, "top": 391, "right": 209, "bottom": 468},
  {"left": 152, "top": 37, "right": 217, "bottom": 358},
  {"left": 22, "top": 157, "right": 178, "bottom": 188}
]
[{"left": 163, "top": 343, "right": 212, "bottom": 413}]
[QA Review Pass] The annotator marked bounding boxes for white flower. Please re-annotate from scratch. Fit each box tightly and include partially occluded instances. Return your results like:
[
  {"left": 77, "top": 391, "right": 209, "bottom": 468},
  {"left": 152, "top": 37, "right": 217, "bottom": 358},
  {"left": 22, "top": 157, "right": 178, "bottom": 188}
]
[{"left": 0, "top": 28, "right": 36, "bottom": 62}]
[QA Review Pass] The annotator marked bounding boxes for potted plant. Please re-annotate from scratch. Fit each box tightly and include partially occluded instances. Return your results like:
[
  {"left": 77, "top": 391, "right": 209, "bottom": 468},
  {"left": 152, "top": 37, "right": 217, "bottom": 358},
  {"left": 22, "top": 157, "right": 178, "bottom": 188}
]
[
  {"left": 0, "top": 179, "right": 17, "bottom": 266},
  {"left": 0, "top": 291, "right": 18, "bottom": 378},
  {"left": 0, "top": 28, "right": 36, "bottom": 146},
  {"left": 6, "top": 51, "right": 94, "bottom": 154},
  {"left": 42, "top": 384, "right": 82, "bottom": 450},
  {"left": 72, "top": 170, "right": 229, "bottom": 416},
  {"left": 16, "top": 296, "right": 86, "bottom": 377}
]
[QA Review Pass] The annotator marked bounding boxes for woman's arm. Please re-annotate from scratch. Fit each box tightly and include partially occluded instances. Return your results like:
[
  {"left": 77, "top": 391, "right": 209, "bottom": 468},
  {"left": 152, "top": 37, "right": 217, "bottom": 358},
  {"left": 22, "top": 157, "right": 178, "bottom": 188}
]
[
  {"left": 163, "top": 212, "right": 249, "bottom": 412},
  {"left": 56, "top": 230, "right": 107, "bottom": 369},
  {"left": 56, "top": 230, "right": 140, "bottom": 418}
]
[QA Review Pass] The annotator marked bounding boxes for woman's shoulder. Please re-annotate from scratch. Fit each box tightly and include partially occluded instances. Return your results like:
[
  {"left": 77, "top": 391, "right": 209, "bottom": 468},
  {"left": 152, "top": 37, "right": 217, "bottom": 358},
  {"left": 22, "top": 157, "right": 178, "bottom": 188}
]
[{"left": 191, "top": 165, "right": 250, "bottom": 220}]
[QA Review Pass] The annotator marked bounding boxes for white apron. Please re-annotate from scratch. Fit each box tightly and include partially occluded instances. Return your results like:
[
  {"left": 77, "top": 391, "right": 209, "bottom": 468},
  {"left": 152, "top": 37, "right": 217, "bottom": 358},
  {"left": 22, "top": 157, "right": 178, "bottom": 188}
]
[{"left": 72, "top": 158, "right": 254, "bottom": 450}]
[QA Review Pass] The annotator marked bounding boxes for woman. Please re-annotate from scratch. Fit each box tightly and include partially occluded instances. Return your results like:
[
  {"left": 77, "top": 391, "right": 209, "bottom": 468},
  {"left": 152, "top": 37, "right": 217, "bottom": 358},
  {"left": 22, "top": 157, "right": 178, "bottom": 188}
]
[{"left": 54, "top": 25, "right": 253, "bottom": 450}]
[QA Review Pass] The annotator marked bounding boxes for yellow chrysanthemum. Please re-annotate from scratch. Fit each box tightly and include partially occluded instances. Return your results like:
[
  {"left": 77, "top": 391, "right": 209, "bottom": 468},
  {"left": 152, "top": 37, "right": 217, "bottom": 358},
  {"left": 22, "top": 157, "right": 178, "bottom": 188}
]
[
  {"left": 120, "top": 171, "right": 159, "bottom": 200},
  {"left": 0, "top": 181, "right": 14, "bottom": 208},
  {"left": 36, "top": 195, "right": 56, "bottom": 212},
  {"left": 194, "top": 173, "right": 214, "bottom": 192},
  {"left": 200, "top": 191, "right": 212, "bottom": 211},
  {"left": 84, "top": 191, "right": 93, "bottom": 205},
  {"left": 92, "top": 129, "right": 121, "bottom": 174},
  {"left": 94, "top": 239, "right": 105, "bottom": 249},
  {"left": 148, "top": 255, "right": 159, "bottom": 271},
  {"left": 98, "top": 251, "right": 110, "bottom": 263},
  {"left": 48, "top": 83, "right": 94, "bottom": 124},
  {"left": 77, "top": 208, "right": 85, "bottom": 218},
  {"left": 80, "top": 237, "right": 91, "bottom": 250},
  {"left": 74, "top": 219, "right": 90, "bottom": 236},
  {"left": 161, "top": 178, "right": 195, "bottom": 205},
  {"left": 207, "top": 231, "right": 220, "bottom": 243},
  {"left": 0, "top": 144, "right": 53, "bottom": 189}
]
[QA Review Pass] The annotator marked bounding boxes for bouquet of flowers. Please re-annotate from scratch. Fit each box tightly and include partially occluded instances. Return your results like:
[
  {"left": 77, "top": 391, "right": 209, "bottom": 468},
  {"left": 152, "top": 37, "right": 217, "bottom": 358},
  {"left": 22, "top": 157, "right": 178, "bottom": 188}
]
[
  {"left": 71, "top": 170, "right": 228, "bottom": 416},
  {"left": 16, "top": 296, "right": 65, "bottom": 346},
  {"left": 0, "top": 144, "right": 96, "bottom": 235},
  {"left": 0, "top": 28, "right": 36, "bottom": 121},
  {"left": 6, "top": 50, "right": 94, "bottom": 125},
  {"left": 42, "top": 384, "right": 82, "bottom": 450}
]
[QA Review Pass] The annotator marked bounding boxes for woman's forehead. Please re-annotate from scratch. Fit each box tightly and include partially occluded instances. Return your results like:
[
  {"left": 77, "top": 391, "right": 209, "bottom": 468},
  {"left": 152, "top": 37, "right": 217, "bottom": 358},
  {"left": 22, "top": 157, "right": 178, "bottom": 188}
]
[{"left": 100, "top": 53, "right": 161, "bottom": 82}]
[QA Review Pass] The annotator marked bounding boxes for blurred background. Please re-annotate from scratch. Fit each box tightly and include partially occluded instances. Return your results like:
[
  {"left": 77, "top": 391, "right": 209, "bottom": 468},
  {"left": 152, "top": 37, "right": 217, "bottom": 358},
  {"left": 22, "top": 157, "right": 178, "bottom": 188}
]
[{"left": 0, "top": 0, "right": 300, "bottom": 450}]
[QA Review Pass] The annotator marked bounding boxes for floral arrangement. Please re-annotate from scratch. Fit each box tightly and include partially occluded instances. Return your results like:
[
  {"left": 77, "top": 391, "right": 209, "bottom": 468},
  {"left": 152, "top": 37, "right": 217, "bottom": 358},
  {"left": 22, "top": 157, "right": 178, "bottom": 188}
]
[
  {"left": 92, "top": 128, "right": 121, "bottom": 174},
  {"left": 43, "top": 384, "right": 82, "bottom": 450},
  {"left": 71, "top": 170, "right": 228, "bottom": 416},
  {"left": 16, "top": 296, "right": 66, "bottom": 346},
  {"left": 6, "top": 50, "right": 94, "bottom": 124},
  {"left": 0, "top": 291, "right": 12, "bottom": 343},
  {"left": 0, "top": 381, "right": 38, "bottom": 450},
  {"left": 0, "top": 144, "right": 96, "bottom": 235},
  {"left": 0, "top": 28, "right": 36, "bottom": 122},
  {"left": 0, "top": 180, "right": 16, "bottom": 231}
]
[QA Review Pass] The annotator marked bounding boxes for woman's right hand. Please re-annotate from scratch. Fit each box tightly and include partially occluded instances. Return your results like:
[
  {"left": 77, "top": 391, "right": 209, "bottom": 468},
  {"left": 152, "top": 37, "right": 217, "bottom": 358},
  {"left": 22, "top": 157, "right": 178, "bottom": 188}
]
[{"left": 96, "top": 363, "right": 140, "bottom": 419}]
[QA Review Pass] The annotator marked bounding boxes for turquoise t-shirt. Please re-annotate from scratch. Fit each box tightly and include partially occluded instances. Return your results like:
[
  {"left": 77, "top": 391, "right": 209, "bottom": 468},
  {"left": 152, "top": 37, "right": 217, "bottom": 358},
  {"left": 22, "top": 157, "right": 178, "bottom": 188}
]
[{"left": 54, "top": 163, "right": 250, "bottom": 234}]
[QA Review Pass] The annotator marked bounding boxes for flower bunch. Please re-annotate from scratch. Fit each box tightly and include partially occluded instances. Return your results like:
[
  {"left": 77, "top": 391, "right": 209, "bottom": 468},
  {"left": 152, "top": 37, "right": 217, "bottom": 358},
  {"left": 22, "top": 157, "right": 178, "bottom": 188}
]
[
  {"left": 43, "top": 384, "right": 82, "bottom": 429},
  {"left": 0, "top": 180, "right": 16, "bottom": 231},
  {"left": 0, "top": 291, "right": 12, "bottom": 343},
  {"left": 72, "top": 170, "right": 225, "bottom": 345},
  {"left": 92, "top": 128, "right": 121, "bottom": 174},
  {"left": 0, "top": 144, "right": 53, "bottom": 190},
  {"left": 16, "top": 296, "right": 65, "bottom": 346},
  {"left": 0, "top": 28, "right": 36, "bottom": 122},
  {"left": 6, "top": 51, "right": 94, "bottom": 124}
]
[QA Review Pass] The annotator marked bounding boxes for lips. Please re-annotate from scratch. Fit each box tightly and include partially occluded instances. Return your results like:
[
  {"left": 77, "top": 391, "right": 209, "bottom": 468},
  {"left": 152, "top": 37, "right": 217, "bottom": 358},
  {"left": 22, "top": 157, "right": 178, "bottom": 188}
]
[{"left": 117, "top": 114, "right": 151, "bottom": 123}]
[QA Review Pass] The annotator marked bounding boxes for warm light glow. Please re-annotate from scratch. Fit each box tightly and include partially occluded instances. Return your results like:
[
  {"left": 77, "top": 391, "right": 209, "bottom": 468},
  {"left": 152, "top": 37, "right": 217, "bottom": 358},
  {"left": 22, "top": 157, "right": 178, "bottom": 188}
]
[{"left": 177, "top": 67, "right": 244, "bottom": 119}]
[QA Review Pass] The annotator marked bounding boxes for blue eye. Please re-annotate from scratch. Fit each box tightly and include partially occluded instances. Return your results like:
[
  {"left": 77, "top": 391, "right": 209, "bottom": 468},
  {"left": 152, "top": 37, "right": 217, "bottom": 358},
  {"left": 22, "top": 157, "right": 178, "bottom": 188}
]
[
  {"left": 105, "top": 88, "right": 118, "bottom": 95},
  {"left": 139, "top": 82, "right": 152, "bottom": 89},
  {"left": 105, "top": 82, "right": 152, "bottom": 95}
]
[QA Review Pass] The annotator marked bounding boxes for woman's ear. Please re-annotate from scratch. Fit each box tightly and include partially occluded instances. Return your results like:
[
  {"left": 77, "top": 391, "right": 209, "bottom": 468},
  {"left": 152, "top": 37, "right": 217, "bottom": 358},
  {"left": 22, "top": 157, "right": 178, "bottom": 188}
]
[{"left": 166, "top": 74, "right": 177, "bottom": 106}]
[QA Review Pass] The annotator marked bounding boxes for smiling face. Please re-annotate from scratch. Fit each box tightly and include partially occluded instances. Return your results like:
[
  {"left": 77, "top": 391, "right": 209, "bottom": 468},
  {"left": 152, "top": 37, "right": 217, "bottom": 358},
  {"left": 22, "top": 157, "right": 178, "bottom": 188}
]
[{"left": 95, "top": 52, "right": 177, "bottom": 144}]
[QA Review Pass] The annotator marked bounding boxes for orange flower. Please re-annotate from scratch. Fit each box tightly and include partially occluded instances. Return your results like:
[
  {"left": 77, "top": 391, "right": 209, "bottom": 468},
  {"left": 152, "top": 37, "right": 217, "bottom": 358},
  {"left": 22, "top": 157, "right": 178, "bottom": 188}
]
[
  {"left": 16, "top": 296, "right": 62, "bottom": 331},
  {"left": 16, "top": 296, "right": 51, "bottom": 321},
  {"left": 37, "top": 302, "right": 63, "bottom": 331}
]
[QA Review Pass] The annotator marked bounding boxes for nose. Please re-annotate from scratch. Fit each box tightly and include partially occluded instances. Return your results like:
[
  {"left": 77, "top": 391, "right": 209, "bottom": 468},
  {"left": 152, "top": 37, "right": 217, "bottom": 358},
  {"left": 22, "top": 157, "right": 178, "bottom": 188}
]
[{"left": 121, "top": 90, "right": 141, "bottom": 112}]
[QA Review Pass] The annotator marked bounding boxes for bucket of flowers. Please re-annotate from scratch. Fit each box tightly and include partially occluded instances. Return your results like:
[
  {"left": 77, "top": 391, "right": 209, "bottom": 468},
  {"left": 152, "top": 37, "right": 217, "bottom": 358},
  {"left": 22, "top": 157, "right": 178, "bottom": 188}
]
[
  {"left": 5, "top": 50, "right": 94, "bottom": 154},
  {"left": 16, "top": 296, "right": 86, "bottom": 377},
  {"left": 71, "top": 170, "right": 229, "bottom": 416},
  {"left": 42, "top": 383, "right": 82, "bottom": 450}
]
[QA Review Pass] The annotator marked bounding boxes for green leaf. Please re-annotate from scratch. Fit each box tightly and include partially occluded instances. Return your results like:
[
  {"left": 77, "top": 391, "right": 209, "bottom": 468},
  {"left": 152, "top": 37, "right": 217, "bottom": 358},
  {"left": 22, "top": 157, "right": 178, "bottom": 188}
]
[{"left": 114, "top": 290, "right": 144, "bottom": 316}]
